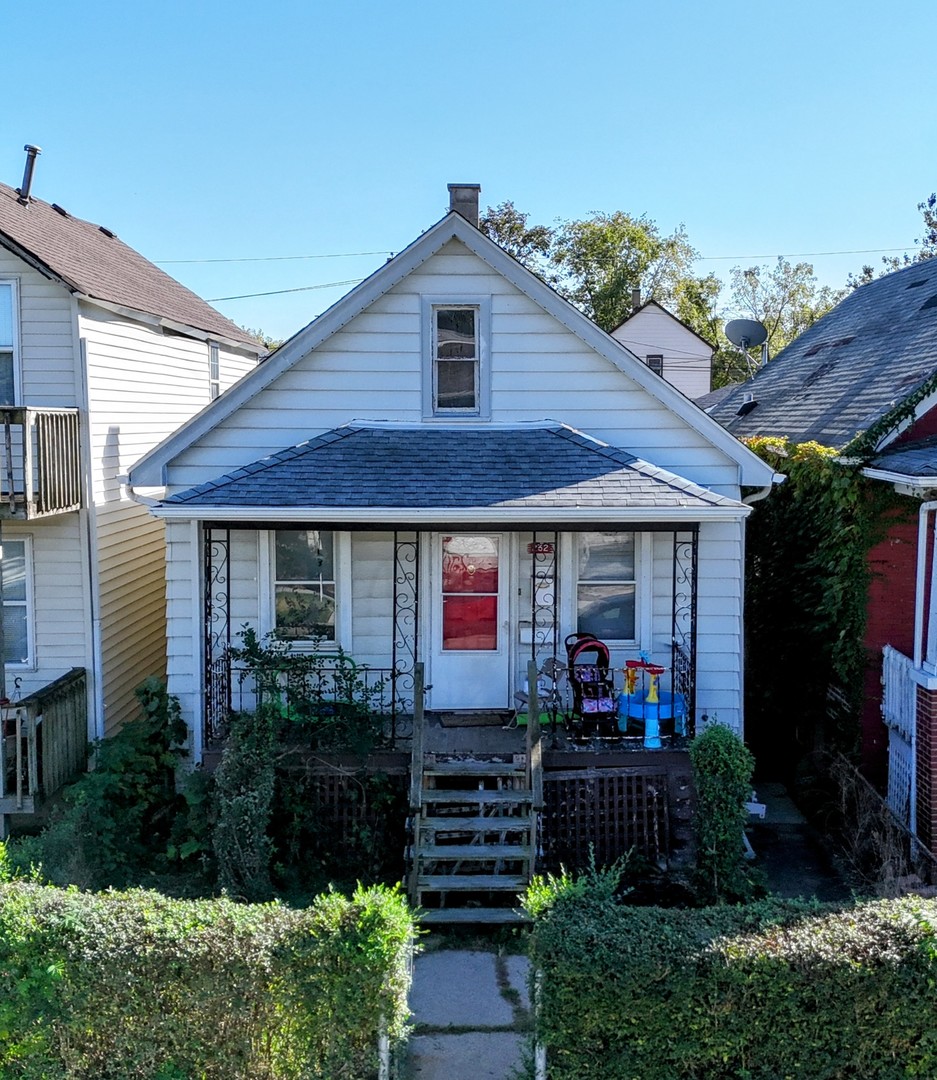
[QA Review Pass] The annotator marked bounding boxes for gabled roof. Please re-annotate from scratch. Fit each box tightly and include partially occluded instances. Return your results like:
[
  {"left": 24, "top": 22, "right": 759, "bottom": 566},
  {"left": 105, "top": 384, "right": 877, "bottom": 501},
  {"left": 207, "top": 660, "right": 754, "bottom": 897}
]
[
  {"left": 611, "top": 299, "right": 715, "bottom": 352},
  {"left": 0, "top": 181, "right": 258, "bottom": 349},
  {"left": 865, "top": 435, "right": 937, "bottom": 487},
  {"left": 159, "top": 421, "right": 744, "bottom": 520},
  {"left": 130, "top": 211, "right": 775, "bottom": 488},
  {"left": 710, "top": 259, "right": 937, "bottom": 451}
]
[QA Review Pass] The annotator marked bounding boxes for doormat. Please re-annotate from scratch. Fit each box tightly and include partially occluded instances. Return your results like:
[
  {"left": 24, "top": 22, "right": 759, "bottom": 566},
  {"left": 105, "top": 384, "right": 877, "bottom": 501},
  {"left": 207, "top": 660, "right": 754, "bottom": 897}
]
[{"left": 437, "top": 710, "right": 515, "bottom": 728}]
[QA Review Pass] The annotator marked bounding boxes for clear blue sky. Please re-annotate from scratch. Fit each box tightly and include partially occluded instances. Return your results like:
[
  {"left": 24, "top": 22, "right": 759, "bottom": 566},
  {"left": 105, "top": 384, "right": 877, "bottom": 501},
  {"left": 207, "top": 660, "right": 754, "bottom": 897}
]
[{"left": 5, "top": 0, "right": 935, "bottom": 342}]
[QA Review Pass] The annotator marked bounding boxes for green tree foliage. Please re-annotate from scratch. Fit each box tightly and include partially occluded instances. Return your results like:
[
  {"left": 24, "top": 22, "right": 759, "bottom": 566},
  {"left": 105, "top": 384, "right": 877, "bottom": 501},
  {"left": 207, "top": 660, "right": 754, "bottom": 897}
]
[
  {"left": 478, "top": 200, "right": 553, "bottom": 272},
  {"left": 847, "top": 190, "right": 937, "bottom": 289},
  {"left": 729, "top": 256, "right": 844, "bottom": 360}
]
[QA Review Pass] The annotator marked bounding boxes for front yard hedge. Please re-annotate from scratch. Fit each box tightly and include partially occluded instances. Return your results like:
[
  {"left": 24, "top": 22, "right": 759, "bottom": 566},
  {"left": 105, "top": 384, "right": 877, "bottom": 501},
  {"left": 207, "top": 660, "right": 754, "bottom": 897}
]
[
  {"left": 529, "top": 892, "right": 937, "bottom": 1079},
  {"left": 0, "top": 881, "right": 416, "bottom": 1079}
]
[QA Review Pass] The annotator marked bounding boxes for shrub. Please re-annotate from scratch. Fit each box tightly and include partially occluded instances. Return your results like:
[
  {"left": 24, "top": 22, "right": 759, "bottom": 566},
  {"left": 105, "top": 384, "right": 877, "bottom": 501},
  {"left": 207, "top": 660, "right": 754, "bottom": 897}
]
[
  {"left": 0, "top": 881, "right": 416, "bottom": 1079},
  {"left": 690, "top": 722, "right": 760, "bottom": 903},
  {"left": 6, "top": 679, "right": 187, "bottom": 889},
  {"left": 527, "top": 891, "right": 937, "bottom": 1079}
]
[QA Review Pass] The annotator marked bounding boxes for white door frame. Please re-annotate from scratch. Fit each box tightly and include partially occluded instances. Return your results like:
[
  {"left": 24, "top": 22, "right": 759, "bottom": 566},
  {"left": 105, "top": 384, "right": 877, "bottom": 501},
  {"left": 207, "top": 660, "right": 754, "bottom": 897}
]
[{"left": 425, "top": 531, "right": 514, "bottom": 710}]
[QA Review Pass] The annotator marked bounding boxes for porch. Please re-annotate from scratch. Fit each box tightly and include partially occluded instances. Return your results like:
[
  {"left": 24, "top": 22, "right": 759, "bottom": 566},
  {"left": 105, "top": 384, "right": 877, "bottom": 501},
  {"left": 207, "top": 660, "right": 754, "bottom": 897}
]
[
  {"left": 0, "top": 667, "right": 88, "bottom": 836},
  {"left": 0, "top": 407, "right": 82, "bottom": 520}
]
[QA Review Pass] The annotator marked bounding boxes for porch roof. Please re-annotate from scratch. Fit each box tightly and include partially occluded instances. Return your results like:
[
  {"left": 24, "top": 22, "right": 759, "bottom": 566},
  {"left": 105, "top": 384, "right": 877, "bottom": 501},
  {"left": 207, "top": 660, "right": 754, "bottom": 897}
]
[{"left": 162, "top": 422, "right": 741, "bottom": 513}]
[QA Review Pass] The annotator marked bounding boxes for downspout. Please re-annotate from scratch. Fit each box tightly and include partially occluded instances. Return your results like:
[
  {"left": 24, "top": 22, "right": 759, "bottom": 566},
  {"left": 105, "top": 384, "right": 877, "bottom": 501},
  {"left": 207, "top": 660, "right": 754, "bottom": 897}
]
[{"left": 914, "top": 500, "right": 937, "bottom": 669}]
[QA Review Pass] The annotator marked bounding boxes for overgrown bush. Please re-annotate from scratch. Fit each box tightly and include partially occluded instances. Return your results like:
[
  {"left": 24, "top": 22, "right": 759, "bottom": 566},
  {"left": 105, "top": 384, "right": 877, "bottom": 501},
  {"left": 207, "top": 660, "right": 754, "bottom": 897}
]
[
  {"left": 527, "top": 889, "right": 937, "bottom": 1079},
  {"left": 7, "top": 679, "right": 187, "bottom": 889},
  {"left": 690, "top": 722, "right": 761, "bottom": 903},
  {"left": 0, "top": 880, "right": 416, "bottom": 1079}
]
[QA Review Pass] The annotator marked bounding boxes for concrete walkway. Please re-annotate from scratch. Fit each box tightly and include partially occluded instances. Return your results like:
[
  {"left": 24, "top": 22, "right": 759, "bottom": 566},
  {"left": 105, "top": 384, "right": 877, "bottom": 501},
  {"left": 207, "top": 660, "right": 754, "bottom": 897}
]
[{"left": 404, "top": 948, "right": 532, "bottom": 1080}]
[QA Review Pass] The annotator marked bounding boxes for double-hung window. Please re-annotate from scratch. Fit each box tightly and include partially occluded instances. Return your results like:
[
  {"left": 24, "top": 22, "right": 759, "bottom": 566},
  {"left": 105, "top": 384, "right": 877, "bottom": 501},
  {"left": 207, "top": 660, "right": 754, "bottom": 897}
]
[
  {"left": 434, "top": 307, "right": 478, "bottom": 412},
  {"left": 272, "top": 530, "right": 337, "bottom": 643},
  {"left": 2, "top": 537, "right": 32, "bottom": 666},
  {"left": 422, "top": 296, "right": 491, "bottom": 418},
  {"left": 0, "top": 281, "right": 18, "bottom": 405},
  {"left": 576, "top": 532, "right": 637, "bottom": 642}
]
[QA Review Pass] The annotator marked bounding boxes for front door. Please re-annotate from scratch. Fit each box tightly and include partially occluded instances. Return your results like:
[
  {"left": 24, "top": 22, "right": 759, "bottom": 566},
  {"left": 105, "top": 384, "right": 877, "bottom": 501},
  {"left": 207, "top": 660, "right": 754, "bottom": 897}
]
[{"left": 429, "top": 533, "right": 511, "bottom": 710}]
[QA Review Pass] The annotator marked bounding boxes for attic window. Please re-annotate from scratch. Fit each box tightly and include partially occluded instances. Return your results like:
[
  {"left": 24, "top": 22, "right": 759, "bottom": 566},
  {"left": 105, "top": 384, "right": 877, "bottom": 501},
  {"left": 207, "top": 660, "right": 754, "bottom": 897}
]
[
  {"left": 920, "top": 295, "right": 937, "bottom": 312},
  {"left": 646, "top": 354, "right": 664, "bottom": 376},
  {"left": 422, "top": 296, "right": 491, "bottom": 419}
]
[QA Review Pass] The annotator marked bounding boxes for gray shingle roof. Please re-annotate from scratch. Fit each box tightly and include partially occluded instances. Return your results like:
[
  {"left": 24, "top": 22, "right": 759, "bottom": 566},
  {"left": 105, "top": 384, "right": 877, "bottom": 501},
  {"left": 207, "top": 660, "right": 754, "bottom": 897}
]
[
  {"left": 871, "top": 435, "right": 937, "bottom": 479},
  {"left": 0, "top": 181, "right": 257, "bottom": 347},
  {"left": 165, "top": 423, "right": 737, "bottom": 511},
  {"left": 710, "top": 259, "right": 937, "bottom": 450}
]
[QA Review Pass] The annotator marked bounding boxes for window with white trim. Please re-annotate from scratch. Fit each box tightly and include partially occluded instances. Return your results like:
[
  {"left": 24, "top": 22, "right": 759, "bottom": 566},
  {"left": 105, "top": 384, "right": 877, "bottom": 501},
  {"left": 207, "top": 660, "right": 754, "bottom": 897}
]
[
  {"left": 576, "top": 531, "right": 637, "bottom": 642},
  {"left": 208, "top": 342, "right": 221, "bottom": 400},
  {"left": 433, "top": 306, "right": 478, "bottom": 412},
  {"left": 2, "top": 537, "right": 32, "bottom": 666},
  {"left": 0, "top": 281, "right": 18, "bottom": 405},
  {"left": 272, "top": 530, "right": 337, "bottom": 643}
]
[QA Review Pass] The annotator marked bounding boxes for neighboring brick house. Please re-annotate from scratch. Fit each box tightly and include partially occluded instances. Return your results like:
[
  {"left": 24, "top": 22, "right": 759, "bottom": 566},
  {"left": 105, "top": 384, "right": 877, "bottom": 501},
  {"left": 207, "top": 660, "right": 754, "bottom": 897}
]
[{"left": 711, "top": 256, "right": 937, "bottom": 855}]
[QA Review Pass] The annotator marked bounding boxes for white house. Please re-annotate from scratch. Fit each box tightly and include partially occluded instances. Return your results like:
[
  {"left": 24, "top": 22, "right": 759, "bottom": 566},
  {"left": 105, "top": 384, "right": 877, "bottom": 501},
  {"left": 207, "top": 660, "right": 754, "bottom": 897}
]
[
  {"left": 611, "top": 298, "right": 714, "bottom": 400},
  {"left": 0, "top": 148, "right": 261, "bottom": 829},
  {"left": 131, "top": 185, "right": 775, "bottom": 764}
]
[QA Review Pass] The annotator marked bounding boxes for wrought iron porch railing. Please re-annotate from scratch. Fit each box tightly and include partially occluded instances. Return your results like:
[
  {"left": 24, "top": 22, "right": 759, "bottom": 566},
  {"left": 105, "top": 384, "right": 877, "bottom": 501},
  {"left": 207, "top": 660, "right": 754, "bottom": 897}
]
[
  {"left": 0, "top": 668, "right": 88, "bottom": 831},
  {"left": 0, "top": 407, "right": 81, "bottom": 519},
  {"left": 212, "top": 656, "right": 416, "bottom": 748}
]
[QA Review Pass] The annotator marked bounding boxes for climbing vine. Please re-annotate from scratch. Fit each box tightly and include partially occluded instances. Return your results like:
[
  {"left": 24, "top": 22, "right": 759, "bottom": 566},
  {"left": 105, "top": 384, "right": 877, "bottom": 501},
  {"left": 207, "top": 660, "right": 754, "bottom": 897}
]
[{"left": 743, "top": 436, "right": 908, "bottom": 766}]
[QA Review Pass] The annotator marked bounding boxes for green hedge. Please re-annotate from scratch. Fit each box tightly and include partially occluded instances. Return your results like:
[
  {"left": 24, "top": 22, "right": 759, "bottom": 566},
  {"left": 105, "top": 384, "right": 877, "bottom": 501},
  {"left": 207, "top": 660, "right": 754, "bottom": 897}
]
[
  {"left": 528, "top": 893, "right": 937, "bottom": 1079},
  {"left": 0, "top": 881, "right": 416, "bottom": 1079}
]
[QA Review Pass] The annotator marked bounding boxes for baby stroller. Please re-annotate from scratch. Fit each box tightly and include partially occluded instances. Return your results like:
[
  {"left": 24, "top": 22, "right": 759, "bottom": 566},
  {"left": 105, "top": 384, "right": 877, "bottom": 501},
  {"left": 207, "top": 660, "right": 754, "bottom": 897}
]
[{"left": 564, "top": 633, "right": 617, "bottom": 737}]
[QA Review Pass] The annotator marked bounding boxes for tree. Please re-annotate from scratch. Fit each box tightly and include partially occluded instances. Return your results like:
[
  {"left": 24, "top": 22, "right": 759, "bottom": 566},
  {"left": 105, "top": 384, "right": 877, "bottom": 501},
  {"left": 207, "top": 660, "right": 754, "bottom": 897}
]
[
  {"left": 847, "top": 191, "right": 937, "bottom": 290},
  {"left": 728, "top": 257, "right": 844, "bottom": 360},
  {"left": 478, "top": 201, "right": 553, "bottom": 274},
  {"left": 241, "top": 326, "right": 284, "bottom": 351}
]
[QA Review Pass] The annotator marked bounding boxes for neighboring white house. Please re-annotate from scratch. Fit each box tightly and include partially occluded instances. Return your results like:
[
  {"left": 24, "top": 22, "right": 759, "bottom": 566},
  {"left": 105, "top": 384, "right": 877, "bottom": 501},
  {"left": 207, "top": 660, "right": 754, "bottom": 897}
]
[
  {"left": 0, "top": 150, "right": 261, "bottom": 824},
  {"left": 131, "top": 184, "right": 777, "bottom": 766},
  {"left": 611, "top": 299, "right": 714, "bottom": 400}
]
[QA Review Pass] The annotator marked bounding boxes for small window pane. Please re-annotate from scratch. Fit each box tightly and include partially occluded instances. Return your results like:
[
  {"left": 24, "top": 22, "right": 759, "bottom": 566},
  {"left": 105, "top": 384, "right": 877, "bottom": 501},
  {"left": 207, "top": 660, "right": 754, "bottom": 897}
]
[
  {"left": 275, "top": 531, "right": 334, "bottom": 581},
  {"left": 275, "top": 584, "right": 335, "bottom": 641},
  {"left": 0, "top": 355, "right": 13, "bottom": 405},
  {"left": 2, "top": 541, "right": 26, "bottom": 601},
  {"left": 0, "top": 285, "right": 12, "bottom": 349},
  {"left": 3, "top": 606, "right": 28, "bottom": 665},
  {"left": 577, "top": 583, "right": 635, "bottom": 641},
  {"left": 436, "top": 309, "right": 476, "bottom": 359},
  {"left": 578, "top": 533, "right": 635, "bottom": 581},
  {"left": 436, "top": 359, "right": 476, "bottom": 410}
]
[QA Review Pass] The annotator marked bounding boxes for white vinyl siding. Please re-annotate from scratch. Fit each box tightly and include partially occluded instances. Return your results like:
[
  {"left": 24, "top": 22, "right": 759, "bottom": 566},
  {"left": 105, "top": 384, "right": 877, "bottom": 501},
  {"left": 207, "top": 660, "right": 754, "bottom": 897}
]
[
  {"left": 611, "top": 302, "right": 713, "bottom": 400},
  {"left": 165, "top": 240, "right": 740, "bottom": 496}
]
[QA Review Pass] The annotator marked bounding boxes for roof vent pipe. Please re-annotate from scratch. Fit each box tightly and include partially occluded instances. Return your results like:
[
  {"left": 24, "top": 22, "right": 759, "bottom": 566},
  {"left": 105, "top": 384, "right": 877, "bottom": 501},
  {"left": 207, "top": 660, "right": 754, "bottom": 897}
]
[
  {"left": 17, "top": 144, "right": 41, "bottom": 205},
  {"left": 448, "top": 183, "right": 481, "bottom": 227}
]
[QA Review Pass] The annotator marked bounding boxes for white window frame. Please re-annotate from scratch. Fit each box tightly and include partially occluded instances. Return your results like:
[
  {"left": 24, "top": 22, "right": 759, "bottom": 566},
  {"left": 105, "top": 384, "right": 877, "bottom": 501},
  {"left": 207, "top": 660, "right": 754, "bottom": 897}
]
[
  {"left": 421, "top": 295, "right": 491, "bottom": 419},
  {"left": 259, "top": 529, "right": 351, "bottom": 652},
  {"left": 564, "top": 531, "right": 652, "bottom": 648},
  {"left": 0, "top": 278, "right": 22, "bottom": 406},
  {"left": 2, "top": 533, "right": 35, "bottom": 669},
  {"left": 208, "top": 341, "right": 221, "bottom": 401}
]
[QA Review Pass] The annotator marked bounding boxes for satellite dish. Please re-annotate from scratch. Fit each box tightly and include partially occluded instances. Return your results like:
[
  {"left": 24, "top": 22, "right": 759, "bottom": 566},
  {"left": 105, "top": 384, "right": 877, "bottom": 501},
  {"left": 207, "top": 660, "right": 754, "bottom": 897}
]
[{"left": 725, "top": 319, "right": 768, "bottom": 349}]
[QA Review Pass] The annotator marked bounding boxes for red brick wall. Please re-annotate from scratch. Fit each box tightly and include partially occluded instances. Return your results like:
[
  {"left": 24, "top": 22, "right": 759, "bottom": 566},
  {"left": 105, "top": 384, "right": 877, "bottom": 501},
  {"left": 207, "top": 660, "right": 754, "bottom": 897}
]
[
  {"left": 862, "top": 515, "right": 918, "bottom": 782},
  {"left": 916, "top": 685, "right": 937, "bottom": 855}
]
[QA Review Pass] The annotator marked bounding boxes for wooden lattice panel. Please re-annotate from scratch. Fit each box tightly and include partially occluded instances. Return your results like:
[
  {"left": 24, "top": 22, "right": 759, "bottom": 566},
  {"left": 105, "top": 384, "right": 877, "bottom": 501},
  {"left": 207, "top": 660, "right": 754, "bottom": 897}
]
[{"left": 542, "top": 767, "right": 670, "bottom": 869}]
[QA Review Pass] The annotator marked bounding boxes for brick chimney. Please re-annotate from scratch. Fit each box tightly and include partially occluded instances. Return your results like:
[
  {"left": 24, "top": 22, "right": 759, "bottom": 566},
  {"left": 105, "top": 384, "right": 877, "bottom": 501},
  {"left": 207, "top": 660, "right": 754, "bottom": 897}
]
[{"left": 448, "top": 183, "right": 481, "bottom": 227}]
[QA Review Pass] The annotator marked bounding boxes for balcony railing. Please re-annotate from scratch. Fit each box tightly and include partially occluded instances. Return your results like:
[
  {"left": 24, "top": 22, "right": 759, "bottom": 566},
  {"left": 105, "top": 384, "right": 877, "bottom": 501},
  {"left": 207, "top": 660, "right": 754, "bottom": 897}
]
[
  {"left": 0, "top": 668, "right": 88, "bottom": 830},
  {"left": 0, "top": 407, "right": 81, "bottom": 519}
]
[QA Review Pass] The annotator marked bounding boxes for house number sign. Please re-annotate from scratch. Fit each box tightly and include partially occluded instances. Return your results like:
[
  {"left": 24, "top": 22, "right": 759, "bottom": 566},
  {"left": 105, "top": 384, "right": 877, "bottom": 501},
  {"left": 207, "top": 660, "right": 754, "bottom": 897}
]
[{"left": 527, "top": 542, "right": 554, "bottom": 555}]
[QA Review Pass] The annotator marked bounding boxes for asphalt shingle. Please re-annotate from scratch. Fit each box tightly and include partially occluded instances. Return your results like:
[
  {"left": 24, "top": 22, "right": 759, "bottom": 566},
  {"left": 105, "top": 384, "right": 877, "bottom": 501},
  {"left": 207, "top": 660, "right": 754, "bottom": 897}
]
[
  {"left": 165, "top": 424, "right": 736, "bottom": 511},
  {"left": 710, "top": 260, "right": 937, "bottom": 449}
]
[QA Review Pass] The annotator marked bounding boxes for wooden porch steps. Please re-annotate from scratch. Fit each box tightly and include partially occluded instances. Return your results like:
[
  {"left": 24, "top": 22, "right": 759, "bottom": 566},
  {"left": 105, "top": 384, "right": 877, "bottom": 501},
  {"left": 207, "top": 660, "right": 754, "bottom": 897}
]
[{"left": 409, "top": 753, "right": 537, "bottom": 926}]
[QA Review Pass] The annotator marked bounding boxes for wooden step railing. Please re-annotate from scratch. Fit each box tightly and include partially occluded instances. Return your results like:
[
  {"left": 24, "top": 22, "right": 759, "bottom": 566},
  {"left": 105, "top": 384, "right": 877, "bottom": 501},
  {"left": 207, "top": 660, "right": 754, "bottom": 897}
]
[
  {"left": 0, "top": 407, "right": 81, "bottom": 519},
  {"left": 0, "top": 668, "right": 88, "bottom": 834}
]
